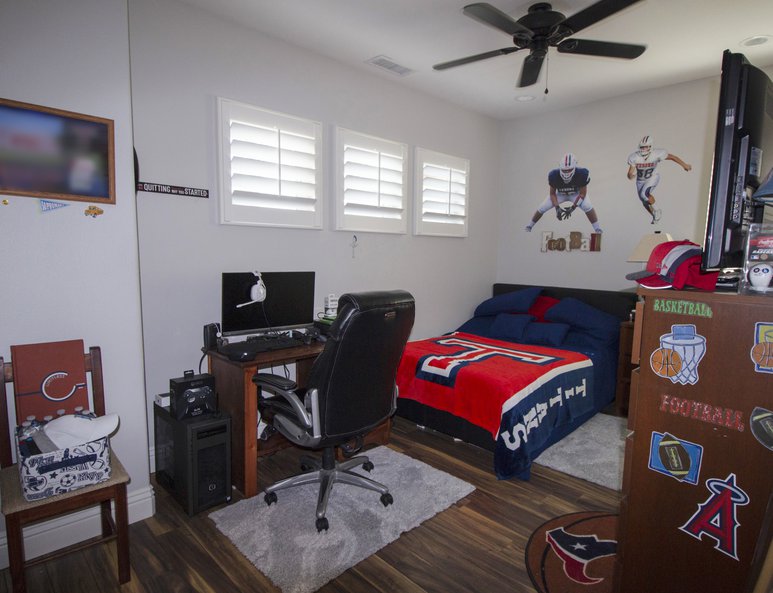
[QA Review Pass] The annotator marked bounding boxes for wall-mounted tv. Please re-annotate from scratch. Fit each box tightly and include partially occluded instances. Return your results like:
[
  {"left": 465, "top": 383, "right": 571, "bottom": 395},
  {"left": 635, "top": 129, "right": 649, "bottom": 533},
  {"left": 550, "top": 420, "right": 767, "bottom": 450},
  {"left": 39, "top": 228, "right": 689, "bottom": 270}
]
[
  {"left": 701, "top": 51, "right": 773, "bottom": 275},
  {"left": 0, "top": 98, "right": 115, "bottom": 204}
]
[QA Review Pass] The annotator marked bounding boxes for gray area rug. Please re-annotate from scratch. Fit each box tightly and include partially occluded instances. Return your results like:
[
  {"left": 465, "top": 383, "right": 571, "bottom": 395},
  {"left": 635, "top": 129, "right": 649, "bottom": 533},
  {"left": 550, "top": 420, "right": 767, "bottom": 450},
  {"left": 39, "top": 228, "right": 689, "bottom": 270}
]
[
  {"left": 535, "top": 413, "right": 627, "bottom": 490},
  {"left": 210, "top": 446, "right": 475, "bottom": 593}
]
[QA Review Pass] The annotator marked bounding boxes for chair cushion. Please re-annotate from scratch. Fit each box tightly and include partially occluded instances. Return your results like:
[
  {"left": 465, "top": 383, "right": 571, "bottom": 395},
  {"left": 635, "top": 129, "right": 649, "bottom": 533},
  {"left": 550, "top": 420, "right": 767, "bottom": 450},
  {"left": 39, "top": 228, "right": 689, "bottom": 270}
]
[{"left": 0, "top": 451, "right": 128, "bottom": 515}]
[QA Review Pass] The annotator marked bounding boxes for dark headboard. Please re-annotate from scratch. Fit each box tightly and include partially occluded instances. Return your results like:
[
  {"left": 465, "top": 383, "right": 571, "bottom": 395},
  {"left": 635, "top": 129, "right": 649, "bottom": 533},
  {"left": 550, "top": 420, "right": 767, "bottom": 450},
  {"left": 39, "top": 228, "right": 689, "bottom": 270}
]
[{"left": 493, "top": 283, "right": 637, "bottom": 322}]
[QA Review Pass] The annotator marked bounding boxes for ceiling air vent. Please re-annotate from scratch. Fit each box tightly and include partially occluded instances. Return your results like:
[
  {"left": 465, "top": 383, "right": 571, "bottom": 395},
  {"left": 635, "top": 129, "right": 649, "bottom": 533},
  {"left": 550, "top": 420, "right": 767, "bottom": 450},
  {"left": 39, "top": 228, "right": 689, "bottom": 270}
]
[{"left": 366, "top": 55, "right": 414, "bottom": 77}]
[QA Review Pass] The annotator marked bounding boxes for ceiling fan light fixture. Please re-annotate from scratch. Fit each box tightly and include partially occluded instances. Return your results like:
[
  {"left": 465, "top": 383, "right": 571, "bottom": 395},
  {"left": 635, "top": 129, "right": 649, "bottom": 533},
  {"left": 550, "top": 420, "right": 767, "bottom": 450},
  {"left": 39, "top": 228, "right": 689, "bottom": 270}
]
[{"left": 741, "top": 35, "right": 771, "bottom": 48}]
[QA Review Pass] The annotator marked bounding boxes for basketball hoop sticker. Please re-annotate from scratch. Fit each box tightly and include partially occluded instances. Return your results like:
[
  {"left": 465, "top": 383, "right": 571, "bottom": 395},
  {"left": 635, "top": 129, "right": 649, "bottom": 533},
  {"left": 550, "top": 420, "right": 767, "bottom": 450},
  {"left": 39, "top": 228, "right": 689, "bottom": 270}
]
[
  {"left": 650, "top": 324, "right": 706, "bottom": 385},
  {"left": 750, "top": 322, "right": 773, "bottom": 374}
]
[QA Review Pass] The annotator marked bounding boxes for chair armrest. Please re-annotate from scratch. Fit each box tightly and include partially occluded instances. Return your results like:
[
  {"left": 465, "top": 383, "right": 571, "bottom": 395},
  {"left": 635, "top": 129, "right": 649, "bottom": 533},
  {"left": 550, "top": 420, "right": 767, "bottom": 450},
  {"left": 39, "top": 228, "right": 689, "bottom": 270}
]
[{"left": 252, "top": 373, "right": 311, "bottom": 429}]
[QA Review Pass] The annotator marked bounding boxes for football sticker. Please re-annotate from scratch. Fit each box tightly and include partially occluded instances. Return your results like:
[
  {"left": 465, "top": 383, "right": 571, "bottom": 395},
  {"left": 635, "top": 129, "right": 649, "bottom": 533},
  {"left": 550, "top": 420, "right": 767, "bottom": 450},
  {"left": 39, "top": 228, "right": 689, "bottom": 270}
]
[
  {"left": 648, "top": 431, "right": 703, "bottom": 484},
  {"left": 750, "top": 322, "right": 773, "bottom": 374},
  {"left": 750, "top": 407, "right": 773, "bottom": 451},
  {"left": 650, "top": 324, "right": 706, "bottom": 385}
]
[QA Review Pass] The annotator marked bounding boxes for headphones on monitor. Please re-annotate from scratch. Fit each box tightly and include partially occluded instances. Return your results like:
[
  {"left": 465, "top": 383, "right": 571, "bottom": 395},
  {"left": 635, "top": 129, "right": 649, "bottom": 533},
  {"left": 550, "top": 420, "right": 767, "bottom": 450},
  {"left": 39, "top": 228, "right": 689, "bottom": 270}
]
[{"left": 236, "top": 271, "right": 266, "bottom": 308}]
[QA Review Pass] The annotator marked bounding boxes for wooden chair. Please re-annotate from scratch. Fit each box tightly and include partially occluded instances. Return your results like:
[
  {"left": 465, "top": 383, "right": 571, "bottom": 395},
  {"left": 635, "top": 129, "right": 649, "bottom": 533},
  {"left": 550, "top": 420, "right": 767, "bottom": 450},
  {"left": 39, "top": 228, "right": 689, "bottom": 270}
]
[{"left": 0, "top": 340, "right": 130, "bottom": 593}]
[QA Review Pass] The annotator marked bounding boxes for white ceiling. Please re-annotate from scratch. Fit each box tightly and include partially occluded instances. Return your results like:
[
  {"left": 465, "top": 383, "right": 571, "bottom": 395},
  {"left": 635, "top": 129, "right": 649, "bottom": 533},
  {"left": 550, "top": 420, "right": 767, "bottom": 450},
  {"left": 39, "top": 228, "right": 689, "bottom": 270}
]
[{"left": 178, "top": 0, "right": 773, "bottom": 120}]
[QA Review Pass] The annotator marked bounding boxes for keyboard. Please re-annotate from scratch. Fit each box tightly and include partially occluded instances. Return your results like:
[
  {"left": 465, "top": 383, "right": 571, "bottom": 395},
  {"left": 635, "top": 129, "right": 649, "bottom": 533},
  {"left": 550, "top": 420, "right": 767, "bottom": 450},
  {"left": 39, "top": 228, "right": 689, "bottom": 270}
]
[{"left": 217, "top": 336, "right": 305, "bottom": 361}]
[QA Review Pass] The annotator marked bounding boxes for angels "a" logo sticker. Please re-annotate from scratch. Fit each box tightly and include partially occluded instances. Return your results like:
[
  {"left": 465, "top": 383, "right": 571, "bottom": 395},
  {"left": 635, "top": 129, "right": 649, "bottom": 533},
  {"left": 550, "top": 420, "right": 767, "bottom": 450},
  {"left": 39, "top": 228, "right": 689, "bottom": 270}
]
[{"left": 679, "top": 473, "right": 749, "bottom": 560}]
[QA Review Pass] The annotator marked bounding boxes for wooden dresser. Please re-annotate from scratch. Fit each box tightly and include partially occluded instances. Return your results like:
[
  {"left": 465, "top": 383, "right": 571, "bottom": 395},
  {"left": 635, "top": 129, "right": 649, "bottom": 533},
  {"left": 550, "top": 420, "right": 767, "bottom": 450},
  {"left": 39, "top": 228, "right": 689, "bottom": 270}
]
[{"left": 616, "top": 289, "right": 773, "bottom": 593}]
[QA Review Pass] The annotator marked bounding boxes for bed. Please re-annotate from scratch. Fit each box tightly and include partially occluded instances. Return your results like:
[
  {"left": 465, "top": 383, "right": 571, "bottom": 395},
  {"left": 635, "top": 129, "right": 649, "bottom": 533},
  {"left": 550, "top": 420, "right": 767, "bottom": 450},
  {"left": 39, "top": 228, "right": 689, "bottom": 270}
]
[{"left": 395, "top": 283, "right": 637, "bottom": 480}]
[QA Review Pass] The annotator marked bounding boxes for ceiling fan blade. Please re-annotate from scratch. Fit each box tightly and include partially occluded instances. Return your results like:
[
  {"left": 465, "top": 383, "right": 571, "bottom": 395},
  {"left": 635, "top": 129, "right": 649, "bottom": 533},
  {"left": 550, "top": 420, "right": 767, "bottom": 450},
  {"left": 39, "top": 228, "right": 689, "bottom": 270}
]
[
  {"left": 462, "top": 3, "right": 532, "bottom": 37},
  {"left": 518, "top": 53, "right": 545, "bottom": 87},
  {"left": 557, "top": 38, "right": 645, "bottom": 59},
  {"left": 433, "top": 47, "right": 520, "bottom": 71},
  {"left": 561, "top": 0, "right": 643, "bottom": 35}
]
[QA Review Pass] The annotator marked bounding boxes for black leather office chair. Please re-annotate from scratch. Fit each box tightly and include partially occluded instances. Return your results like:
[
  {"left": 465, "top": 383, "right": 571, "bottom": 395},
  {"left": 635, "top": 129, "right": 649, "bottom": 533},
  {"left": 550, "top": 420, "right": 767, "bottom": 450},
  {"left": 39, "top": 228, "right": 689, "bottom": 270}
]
[{"left": 252, "top": 290, "right": 415, "bottom": 531}]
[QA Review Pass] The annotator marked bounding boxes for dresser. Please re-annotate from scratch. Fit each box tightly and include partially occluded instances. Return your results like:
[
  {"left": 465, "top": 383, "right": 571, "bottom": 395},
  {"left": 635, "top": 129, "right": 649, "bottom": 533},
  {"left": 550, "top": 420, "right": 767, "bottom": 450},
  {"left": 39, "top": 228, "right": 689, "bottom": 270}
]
[{"left": 616, "top": 289, "right": 773, "bottom": 593}]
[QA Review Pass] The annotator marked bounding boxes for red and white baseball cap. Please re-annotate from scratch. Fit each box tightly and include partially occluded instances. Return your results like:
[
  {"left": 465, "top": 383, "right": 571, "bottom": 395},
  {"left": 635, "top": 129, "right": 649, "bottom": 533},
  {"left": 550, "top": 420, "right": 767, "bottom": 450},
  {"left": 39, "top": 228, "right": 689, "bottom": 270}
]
[{"left": 625, "top": 240, "right": 719, "bottom": 291}]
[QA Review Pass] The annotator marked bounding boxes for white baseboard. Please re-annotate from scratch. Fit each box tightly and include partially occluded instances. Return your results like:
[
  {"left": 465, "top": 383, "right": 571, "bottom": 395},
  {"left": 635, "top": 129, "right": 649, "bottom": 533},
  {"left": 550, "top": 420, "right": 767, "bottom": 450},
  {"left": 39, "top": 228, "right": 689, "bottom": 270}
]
[{"left": 0, "top": 484, "right": 155, "bottom": 569}]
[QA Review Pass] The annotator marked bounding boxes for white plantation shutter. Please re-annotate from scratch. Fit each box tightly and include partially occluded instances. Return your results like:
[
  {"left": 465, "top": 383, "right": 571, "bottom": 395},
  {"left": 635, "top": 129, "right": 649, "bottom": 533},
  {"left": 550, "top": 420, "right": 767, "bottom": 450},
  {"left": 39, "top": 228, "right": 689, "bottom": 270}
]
[
  {"left": 218, "top": 98, "right": 322, "bottom": 228},
  {"left": 414, "top": 148, "right": 469, "bottom": 237},
  {"left": 336, "top": 128, "right": 407, "bottom": 234}
]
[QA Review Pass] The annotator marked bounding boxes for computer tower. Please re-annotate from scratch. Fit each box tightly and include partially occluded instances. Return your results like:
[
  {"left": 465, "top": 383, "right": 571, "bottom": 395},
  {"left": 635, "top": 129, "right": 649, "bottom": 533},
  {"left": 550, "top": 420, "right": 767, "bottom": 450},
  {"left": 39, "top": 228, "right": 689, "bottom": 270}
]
[{"left": 153, "top": 403, "right": 231, "bottom": 515}]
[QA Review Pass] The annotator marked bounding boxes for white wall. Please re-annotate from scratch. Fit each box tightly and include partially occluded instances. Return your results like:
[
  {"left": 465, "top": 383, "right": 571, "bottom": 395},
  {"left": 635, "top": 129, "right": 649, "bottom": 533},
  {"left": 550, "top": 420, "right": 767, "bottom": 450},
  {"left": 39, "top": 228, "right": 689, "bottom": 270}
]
[
  {"left": 127, "top": 0, "right": 503, "bottom": 427},
  {"left": 0, "top": 0, "right": 152, "bottom": 565},
  {"left": 497, "top": 76, "right": 722, "bottom": 289}
]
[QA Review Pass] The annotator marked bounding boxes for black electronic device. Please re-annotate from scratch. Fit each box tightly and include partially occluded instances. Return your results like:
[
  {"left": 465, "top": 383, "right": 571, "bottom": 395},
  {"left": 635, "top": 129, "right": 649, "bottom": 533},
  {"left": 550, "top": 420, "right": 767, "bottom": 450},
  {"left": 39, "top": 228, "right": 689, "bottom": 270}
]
[
  {"left": 202, "top": 323, "right": 219, "bottom": 352},
  {"left": 701, "top": 50, "right": 773, "bottom": 276},
  {"left": 221, "top": 271, "right": 315, "bottom": 337},
  {"left": 154, "top": 404, "right": 231, "bottom": 516},
  {"left": 170, "top": 371, "right": 217, "bottom": 420}
]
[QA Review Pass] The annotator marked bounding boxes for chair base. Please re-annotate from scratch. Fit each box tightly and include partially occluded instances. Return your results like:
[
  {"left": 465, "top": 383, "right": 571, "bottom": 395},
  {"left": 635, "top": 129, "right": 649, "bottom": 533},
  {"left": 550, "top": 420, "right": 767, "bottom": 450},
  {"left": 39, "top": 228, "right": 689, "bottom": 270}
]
[{"left": 264, "top": 447, "right": 392, "bottom": 531}]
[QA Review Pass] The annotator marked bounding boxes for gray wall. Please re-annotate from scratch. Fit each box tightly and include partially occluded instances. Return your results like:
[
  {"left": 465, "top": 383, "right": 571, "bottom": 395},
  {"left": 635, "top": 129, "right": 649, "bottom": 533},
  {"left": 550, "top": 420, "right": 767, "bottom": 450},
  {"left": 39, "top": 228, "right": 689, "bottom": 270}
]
[
  {"left": 0, "top": 0, "right": 152, "bottom": 564},
  {"left": 128, "top": 0, "right": 503, "bottom": 431}
]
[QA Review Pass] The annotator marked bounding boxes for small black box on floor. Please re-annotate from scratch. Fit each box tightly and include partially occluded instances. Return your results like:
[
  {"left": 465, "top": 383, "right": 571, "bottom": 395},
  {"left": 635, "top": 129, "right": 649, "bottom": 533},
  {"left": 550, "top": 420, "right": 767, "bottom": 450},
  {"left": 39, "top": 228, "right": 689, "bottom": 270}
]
[
  {"left": 154, "top": 403, "right": 231, "bottom": 515},
  {"left": 169, "top": 371, "right": 216, "bottom": 420}
]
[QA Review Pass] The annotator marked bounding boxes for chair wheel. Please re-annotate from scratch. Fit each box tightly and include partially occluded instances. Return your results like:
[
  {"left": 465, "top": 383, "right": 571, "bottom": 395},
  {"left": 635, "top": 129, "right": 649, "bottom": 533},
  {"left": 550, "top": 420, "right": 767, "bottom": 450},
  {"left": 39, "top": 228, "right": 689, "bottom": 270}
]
[
  {"left": 264, "top": 492, "right": 278, "bottom": 506},
  {"left": 316, "top": 517, "right": 329, "bottom": 532},
  {"left": 380, "top": 493, "right": 393, "bottom": 507},
  {"left": 362, "top": 460, "right": 374, "bottom": 472}
]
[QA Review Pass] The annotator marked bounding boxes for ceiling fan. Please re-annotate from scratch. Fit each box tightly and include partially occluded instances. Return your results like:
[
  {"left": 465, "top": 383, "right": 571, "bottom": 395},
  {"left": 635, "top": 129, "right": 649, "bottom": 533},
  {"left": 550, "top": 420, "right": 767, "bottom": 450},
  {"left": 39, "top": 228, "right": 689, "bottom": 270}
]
[{"left": 434, "top": 1, "right": 646, "bottom": 87}]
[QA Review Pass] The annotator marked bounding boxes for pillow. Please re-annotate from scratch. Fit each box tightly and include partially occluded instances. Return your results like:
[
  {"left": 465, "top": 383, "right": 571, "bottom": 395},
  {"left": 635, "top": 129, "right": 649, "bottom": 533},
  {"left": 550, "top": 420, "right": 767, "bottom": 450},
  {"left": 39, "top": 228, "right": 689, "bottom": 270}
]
[
  {"left": 544, "top": 297, "right": 620, "bottom": 343},
  {"left": 523, "top": 322, "right": 570, "bottom": 347},
  {"left": 456, "top": 315, "right": 496, "bottom": 336},
  {"left": 527, "top": 295, "right": 560, "bottom": 322},
  {"left": 489, "top": 313, "right": 534, "bottom": 341},
  {"left": 474, "top": 287, "right": 542, "bottom": 317}
]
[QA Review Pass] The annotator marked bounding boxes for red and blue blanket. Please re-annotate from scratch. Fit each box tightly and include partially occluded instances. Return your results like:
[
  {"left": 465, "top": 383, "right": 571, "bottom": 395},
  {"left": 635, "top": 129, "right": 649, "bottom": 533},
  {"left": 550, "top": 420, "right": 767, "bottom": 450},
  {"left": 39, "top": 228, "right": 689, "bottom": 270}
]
[{"left": 396, "top": 332, "right": 595, "bottom": 478}]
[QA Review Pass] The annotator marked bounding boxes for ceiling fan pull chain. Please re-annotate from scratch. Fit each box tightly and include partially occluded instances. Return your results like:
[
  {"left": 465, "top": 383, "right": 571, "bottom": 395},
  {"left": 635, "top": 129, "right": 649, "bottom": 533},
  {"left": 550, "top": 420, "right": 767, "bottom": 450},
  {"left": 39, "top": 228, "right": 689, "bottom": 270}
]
[{"left": 543, "top": 54, "right": 550, "bottom": 97}]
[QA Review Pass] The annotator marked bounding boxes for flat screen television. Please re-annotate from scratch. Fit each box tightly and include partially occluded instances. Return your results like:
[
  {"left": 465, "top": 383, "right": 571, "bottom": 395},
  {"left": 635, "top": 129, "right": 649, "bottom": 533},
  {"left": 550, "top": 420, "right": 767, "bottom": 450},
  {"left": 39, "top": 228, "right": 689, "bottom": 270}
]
[
  {"left": 0, "top": 98, "right": 115, "bottom": 204},
  {"left": 701, "top": 50, "right": 773, "bottom": 276},
  {"left": 221, "top": 271, "right": 315, "bottom": 337}
]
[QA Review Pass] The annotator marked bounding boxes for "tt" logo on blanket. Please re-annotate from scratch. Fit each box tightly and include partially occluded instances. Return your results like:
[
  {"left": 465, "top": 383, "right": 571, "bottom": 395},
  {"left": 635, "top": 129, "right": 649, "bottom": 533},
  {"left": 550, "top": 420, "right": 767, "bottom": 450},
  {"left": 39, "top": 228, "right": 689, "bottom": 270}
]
[{"left": 416, "top": 337, "right": 558, "bottom": 387}]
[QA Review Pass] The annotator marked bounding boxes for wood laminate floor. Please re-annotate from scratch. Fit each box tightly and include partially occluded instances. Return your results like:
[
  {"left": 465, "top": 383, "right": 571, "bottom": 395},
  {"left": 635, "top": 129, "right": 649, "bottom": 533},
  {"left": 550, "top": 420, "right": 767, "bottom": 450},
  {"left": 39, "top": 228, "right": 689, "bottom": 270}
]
[{"left": 0, "top": 417, "right": 621, "bottom": 593}]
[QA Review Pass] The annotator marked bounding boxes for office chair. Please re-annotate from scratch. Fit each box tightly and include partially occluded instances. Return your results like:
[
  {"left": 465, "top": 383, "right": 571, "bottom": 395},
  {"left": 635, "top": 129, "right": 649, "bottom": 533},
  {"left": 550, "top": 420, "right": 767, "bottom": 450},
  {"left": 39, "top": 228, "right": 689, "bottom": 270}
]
[
  {"left": 0, "top": 340, "right": 130, "bottom": 593},
  {"left": 253, "top": 290, "right": 415, "bottom": 532}
]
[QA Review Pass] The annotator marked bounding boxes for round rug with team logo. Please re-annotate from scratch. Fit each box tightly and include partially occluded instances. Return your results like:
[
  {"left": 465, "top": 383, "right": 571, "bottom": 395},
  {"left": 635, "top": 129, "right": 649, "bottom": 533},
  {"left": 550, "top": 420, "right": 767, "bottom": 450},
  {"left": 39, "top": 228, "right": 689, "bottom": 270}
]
[{"left": 525, "top": 511, "right": 618, "bottom": 593}]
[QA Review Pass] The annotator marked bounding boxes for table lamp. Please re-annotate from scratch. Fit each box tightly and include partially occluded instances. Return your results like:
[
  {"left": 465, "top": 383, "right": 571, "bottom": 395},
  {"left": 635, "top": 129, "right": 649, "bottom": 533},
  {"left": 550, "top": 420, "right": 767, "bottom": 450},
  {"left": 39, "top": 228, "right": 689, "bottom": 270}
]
[{"left": 627, "top": 231, "right": 673, "bottom": 264}]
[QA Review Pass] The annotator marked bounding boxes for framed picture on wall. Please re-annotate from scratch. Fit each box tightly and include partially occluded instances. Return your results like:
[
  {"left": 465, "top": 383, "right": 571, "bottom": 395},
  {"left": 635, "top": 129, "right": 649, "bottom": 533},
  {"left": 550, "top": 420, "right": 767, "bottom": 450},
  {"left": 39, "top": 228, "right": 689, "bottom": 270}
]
[{"left": 0, "top": 97, "right": 115, "bottom": 204}]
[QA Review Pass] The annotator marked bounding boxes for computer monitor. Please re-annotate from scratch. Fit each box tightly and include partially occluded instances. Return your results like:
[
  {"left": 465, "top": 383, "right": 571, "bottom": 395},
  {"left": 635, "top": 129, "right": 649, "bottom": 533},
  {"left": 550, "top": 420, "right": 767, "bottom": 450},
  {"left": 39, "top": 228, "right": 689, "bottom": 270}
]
[{"left": 221, "top": 271, "right": 315, "bottom": 337}]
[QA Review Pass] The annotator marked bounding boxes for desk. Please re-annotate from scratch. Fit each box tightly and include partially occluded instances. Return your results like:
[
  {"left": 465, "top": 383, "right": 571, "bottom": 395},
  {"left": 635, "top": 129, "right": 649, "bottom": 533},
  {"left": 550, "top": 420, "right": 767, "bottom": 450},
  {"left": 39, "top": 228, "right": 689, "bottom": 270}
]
[{"left": 208, "top": 343, "right": 391, "bottom": 498}]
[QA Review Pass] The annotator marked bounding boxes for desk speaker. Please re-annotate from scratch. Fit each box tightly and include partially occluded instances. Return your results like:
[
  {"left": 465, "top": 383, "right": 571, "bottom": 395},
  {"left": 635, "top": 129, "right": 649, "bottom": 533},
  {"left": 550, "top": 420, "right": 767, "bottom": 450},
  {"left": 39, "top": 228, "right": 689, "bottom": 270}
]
[{"left": 154, "top": 404, "right": 231, "bottom": 515}]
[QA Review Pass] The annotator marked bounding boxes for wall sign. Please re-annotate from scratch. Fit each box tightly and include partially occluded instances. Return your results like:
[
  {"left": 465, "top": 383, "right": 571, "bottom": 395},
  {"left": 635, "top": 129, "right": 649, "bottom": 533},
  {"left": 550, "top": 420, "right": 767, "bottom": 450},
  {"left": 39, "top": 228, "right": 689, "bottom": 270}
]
[
  {"left": 136, "top": 181, "right": 209, "bottom": 198},
  {"left": 541, "top": 230, "right": 601, "bottom": 252}
]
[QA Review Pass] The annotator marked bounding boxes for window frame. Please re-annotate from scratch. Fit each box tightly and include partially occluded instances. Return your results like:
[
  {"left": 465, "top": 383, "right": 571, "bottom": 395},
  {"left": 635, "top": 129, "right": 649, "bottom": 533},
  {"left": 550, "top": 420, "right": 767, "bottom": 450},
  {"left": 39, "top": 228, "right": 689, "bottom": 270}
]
[
  {"left": 217, "top": 97, "right": 323, "bottom": 229},
  {"left": 334, "top": 127, "right": 408, "bottom": 234},
  {"left": 413, "top": 147, "right": 469, "bottom": 238}
]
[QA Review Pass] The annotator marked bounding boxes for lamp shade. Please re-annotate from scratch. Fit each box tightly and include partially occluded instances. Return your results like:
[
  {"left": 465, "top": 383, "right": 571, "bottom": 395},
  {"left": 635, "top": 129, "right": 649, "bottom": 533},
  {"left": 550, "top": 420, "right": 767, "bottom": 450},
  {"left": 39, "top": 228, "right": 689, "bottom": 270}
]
[
  {"left": 627, "top": 231, "right": 673, "bottom": 262},
  {"left": 752, "top": 166, "right": 773, "bottom": 203}
]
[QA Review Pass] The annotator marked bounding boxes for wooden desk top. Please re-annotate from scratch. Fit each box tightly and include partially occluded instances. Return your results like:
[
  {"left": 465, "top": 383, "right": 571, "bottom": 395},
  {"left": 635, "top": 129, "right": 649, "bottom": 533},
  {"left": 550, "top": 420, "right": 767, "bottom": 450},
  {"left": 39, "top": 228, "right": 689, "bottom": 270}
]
[{"left": 208, "top": 341, "right": 325, "bottom": 368}]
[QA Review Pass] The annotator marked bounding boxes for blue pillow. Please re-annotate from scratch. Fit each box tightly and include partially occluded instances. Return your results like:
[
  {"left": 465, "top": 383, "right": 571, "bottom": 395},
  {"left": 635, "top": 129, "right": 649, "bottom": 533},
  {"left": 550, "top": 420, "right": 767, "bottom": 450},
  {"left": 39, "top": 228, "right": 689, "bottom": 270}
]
[
  {"left": 523, "top": 322, "right": 571, "bottom": 347},
  {"left": 474, "top": 287, "right": 542, "bottom": 317},
  {"left": 456, "top": 315, "right": 496, "bottom": 336},
  {"left": 544, "top": 297, "right": 619, "bottom": 343},
  {"left": 489, "top": 314, "right": 534, "bottom": 341}
]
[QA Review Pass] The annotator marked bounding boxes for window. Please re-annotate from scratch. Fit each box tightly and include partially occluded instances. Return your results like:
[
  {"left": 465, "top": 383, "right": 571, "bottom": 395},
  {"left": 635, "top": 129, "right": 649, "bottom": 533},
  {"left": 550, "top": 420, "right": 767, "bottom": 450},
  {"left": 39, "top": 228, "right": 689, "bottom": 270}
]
[
  {"left": 335, "top": 127, "right": 407, "bottom": 234},
  {"left": 414, "top": 148, "right": 469, "bottom": 237},
  {"left": 217, "top": 98, "right": 322, "bottom": 228}
]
